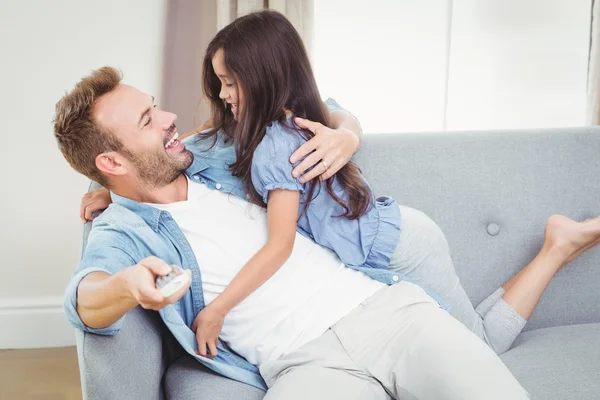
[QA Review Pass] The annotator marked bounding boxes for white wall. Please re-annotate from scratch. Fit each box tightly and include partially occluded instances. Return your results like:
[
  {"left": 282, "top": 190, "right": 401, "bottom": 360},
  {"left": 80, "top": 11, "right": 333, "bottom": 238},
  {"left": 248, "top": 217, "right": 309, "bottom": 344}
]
[
  {"left": 313, "top": 0, "right": 591, "bottom": 133},
  {"left": 0, "top": 0, "right": 167, "bottom": 348}
]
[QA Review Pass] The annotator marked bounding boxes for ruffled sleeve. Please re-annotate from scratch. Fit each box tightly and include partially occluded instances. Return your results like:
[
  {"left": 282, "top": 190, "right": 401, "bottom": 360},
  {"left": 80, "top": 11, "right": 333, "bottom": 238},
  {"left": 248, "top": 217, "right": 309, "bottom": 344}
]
[{"left": 251, "top": 122, "right": 306, "bottom": 204}]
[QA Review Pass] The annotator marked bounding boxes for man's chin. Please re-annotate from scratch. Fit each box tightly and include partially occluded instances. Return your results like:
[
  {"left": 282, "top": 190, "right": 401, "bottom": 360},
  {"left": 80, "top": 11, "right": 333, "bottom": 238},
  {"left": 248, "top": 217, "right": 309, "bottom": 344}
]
[{"left": 176, "top": 148, "right": 194, "bottom": 171}]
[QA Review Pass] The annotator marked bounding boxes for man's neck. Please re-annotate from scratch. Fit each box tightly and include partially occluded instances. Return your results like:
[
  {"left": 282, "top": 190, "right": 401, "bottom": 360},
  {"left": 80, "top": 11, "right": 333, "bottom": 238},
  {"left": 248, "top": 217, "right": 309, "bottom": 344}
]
[{"left": 113, "top": 174, "right": 188, "bottom": 204}]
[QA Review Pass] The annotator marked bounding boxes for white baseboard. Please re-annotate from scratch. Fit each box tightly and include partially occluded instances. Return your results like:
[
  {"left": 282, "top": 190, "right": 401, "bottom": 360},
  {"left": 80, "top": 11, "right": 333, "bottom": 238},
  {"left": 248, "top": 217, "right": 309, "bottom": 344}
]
[{"left": 0, "top": 296, "right": 75, "bottom": 349}]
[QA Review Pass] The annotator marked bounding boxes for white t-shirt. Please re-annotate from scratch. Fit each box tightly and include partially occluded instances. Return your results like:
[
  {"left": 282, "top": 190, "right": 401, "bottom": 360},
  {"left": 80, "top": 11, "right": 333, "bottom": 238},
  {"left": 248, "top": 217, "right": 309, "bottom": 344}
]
[{"left": 150, "top": 177, "right": 384, "bottom": 365}]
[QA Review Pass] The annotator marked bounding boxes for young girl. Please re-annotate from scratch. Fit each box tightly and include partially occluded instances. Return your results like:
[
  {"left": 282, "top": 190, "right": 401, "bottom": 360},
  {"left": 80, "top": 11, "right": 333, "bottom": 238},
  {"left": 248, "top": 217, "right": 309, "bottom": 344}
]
[{"left": 187, "top": 10, "right": 408, "bottom": 357}]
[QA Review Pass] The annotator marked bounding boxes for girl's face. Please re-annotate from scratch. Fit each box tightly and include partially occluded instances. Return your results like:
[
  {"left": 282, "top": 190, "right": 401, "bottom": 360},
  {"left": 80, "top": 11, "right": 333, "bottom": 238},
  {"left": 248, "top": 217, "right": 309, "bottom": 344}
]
[{"left": 212, "top": 49, "right": 244, "bottom": 119}]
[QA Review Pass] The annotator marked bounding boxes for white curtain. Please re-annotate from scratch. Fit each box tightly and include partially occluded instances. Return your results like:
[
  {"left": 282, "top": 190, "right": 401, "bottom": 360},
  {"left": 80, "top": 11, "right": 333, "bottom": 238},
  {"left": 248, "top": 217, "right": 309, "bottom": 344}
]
[
  {"left": 587, "top": 0, "right": 600, "bottom": 124},
  {"left": 217, "top": 0, "right": 314, "bottom": 55}
]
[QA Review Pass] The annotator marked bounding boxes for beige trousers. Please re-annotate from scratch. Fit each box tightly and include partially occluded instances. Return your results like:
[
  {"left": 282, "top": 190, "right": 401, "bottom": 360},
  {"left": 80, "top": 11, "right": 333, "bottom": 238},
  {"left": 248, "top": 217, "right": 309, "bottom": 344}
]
[{"left": 260, "top": 282, "right": 529, "bottom": 400}]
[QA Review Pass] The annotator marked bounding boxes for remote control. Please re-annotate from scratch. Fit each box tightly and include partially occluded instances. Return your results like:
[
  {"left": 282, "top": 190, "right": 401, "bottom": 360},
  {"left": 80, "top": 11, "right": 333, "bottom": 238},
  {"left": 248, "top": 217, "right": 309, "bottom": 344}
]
[{"left": 156, "top": 266, "right": 190, "bottom": 297}]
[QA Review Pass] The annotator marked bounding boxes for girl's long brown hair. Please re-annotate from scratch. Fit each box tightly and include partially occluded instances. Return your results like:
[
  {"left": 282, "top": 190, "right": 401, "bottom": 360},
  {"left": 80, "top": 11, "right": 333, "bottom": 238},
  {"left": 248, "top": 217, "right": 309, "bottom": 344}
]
[{"left": 201, "top": 10, "right": 372, "bottom": 219}]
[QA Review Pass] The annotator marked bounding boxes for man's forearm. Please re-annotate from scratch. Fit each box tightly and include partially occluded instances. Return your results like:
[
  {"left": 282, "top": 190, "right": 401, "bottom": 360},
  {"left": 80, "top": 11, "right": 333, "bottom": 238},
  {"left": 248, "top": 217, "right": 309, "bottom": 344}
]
[
  {"left": 329, "top": 109, "right": 363, "bottom": 147},
  {"left": 76, "top": 270, "right": 138, "bottom": 330}
]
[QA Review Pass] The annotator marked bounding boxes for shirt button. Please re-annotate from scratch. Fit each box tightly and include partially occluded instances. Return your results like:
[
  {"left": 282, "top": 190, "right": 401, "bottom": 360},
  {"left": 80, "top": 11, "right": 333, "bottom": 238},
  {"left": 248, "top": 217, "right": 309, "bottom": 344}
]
[
  {"left": 215, "top": 183, "right": 222, "bottom": 190},
  {"left": 193, "top": 175, "right": 200, "bottom": 180},
  {"left": 392, "top": 275, "right": 399, "bottom": 282}
]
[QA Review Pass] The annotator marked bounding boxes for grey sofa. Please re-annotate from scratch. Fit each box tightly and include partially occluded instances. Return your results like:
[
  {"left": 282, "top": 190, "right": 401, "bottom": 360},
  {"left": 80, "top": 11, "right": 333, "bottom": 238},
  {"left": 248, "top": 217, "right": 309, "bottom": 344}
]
[{"left": 75, "top": 127, "right": 600, "bottom": 399}]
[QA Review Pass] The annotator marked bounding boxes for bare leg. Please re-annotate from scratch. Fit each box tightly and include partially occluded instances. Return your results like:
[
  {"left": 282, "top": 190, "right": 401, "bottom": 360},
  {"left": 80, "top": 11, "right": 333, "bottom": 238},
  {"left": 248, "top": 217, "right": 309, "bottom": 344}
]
[
  {"left": 501, "top": 225, "right": 600, "bottom": 294},
  {"left": 502, "top": 215, "right": 600, "bottom": 319}
]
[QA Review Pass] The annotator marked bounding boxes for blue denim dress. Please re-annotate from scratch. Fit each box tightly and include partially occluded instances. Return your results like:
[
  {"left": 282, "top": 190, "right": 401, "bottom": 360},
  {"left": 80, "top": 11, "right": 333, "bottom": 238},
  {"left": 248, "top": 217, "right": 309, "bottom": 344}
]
[{"left": 251, "top": 118, "right": 401, "bottom": 269}]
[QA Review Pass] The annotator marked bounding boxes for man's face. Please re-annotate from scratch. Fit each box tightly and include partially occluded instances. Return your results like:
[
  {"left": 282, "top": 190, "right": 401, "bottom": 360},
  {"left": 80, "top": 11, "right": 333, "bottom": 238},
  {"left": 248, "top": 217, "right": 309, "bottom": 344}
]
[{"left": 94, "top": 84, "right": 193, "bottom": 188}]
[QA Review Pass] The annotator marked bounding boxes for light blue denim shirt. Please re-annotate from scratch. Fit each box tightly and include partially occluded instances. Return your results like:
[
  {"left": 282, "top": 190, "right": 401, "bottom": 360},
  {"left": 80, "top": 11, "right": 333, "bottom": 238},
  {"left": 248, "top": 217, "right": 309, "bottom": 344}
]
[
  {"left": 64, "top": 99, "right": 445, "bottom": 391},
  {"left": 251, "top": 118, "right": 401, "bottom": 270}
]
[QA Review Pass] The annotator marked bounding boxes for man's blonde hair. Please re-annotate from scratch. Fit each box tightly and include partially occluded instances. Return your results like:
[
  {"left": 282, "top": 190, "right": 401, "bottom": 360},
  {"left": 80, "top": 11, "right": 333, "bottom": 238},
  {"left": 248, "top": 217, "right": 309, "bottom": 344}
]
[{"left": 54, "top": 66, "right": 124, "bottom": 188}]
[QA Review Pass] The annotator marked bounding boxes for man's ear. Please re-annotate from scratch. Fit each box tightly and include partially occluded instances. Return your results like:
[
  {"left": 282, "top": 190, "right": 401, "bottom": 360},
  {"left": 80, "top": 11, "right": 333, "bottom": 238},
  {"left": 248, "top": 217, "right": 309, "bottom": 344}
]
[{"left": 96, "top": 152, "right": 128, "bottom": 177}]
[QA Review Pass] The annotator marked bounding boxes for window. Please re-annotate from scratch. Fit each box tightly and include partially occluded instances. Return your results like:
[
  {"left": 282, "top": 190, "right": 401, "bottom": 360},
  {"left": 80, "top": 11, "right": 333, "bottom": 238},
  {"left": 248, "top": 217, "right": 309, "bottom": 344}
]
[{"left": 313, "top": 0, "right": 591, "bottom": 133}]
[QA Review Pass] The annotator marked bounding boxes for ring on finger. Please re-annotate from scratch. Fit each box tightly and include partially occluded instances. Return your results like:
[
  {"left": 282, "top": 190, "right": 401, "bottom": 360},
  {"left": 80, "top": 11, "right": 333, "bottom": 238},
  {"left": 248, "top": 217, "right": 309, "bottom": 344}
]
[{"left": 320, "top": 159, "right": 329, "bottom": 170}]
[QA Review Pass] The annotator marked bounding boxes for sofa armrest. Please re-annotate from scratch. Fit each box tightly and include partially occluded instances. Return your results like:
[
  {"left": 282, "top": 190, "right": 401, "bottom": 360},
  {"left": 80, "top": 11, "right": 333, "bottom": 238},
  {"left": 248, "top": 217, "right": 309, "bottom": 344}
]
[{"left": 76, "top": 306, "right": 170, "bottom": 400}]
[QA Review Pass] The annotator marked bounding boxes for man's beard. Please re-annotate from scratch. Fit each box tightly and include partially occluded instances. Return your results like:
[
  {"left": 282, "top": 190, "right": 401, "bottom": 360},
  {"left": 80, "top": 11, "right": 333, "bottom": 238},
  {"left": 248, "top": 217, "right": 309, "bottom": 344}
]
[{"left": 123, "top": 146, "right": 193, "bottom": 189}]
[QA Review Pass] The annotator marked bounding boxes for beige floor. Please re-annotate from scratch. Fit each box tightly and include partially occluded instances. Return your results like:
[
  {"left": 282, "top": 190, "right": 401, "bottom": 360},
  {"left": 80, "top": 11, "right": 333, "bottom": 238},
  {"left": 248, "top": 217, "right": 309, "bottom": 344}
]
[{"left": 0, "top": 346, "right": 82, "bottom": 400}]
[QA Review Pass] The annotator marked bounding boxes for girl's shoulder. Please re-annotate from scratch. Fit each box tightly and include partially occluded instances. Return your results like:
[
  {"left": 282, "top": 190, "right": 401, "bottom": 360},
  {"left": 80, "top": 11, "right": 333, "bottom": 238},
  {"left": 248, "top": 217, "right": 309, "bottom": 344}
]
[{"left": 257, "top": 119, "right": 307, "bottom": 158}]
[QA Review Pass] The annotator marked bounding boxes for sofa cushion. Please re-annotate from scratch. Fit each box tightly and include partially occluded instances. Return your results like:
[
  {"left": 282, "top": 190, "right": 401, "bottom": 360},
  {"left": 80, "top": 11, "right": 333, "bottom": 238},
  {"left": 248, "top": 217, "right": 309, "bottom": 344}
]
[
  {"left": 500, "top": 323, "right": 600, "bottom": 400},
  {"left": 355, "top": 129, "right": 600, "bottom": 331},
  {"left": 164, "top": 355, "right": 265, "bottom": 400}
]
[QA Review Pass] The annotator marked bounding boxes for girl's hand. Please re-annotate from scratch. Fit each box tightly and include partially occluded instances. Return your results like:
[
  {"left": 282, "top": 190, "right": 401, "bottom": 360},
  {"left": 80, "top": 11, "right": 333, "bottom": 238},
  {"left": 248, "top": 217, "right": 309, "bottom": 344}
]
[
  {"left": 80, "top": 188, "right": 112, "bottom": 222},
  {"left": 290, "top": 117, "right": 360, "bottom": 183},
  {"left": 191, "top": 305, "right": 225, "bottom": 359}
]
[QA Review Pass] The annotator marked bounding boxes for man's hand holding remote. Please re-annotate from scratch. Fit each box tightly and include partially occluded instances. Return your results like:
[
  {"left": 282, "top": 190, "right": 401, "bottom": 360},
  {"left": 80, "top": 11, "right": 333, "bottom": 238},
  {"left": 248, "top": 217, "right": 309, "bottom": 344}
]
[
  {"left": 76, "top": 256, "right": 191, "bottom": 329},
  {"left": 124, "top": 256, "right": 191, "bottom": 310}
]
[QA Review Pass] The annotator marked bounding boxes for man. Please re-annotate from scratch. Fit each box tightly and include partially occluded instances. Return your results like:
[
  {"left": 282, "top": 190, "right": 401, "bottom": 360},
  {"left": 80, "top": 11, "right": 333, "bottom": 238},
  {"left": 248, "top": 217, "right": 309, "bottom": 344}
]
[{"left": 57, "top": 67, "right": 530, "bottom": 399}]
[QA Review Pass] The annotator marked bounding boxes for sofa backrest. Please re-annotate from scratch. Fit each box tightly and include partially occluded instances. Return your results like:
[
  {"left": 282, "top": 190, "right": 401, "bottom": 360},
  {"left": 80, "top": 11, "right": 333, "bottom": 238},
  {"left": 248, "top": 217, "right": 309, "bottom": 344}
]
[
  {"left": 355, "top": 127, "right": 600, "bottom": 331},
  {"left": 82, "top": 126, "right": 600, "bottom": 332}
]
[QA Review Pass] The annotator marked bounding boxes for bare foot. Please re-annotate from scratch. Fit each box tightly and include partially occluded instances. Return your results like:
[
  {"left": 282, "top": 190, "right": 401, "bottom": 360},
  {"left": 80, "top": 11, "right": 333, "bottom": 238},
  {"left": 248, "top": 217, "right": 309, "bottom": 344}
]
[{"left": 544, "top": 215, "right": 600, "bottom": 267}]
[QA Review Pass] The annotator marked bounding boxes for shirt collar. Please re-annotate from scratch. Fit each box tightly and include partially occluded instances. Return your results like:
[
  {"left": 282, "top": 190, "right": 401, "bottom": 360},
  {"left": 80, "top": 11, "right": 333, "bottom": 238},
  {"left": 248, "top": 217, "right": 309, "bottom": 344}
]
[
  {"left": 184, "top": 149, "right": 210, "bottom": 179},
  {"left": 109, "top": 191, "right": 163, "bottom": 232}
]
